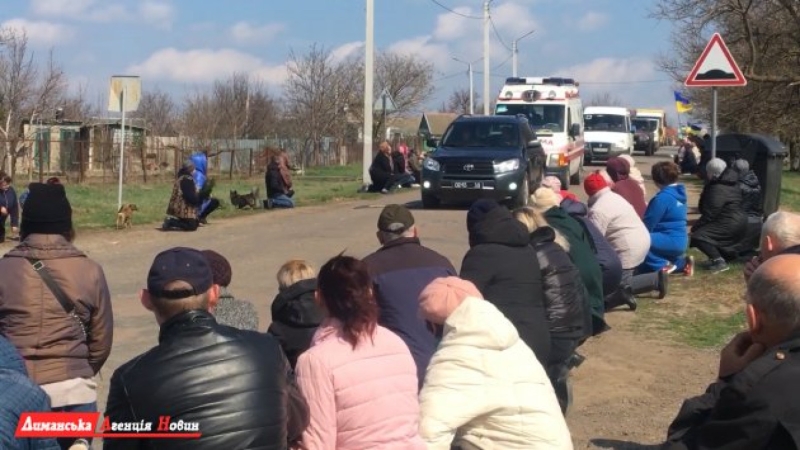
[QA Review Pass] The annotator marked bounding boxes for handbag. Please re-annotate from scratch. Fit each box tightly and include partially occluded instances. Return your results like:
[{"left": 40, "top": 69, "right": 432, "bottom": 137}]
[{"left": 27, "top": 258, "right": 90, "bottom": 341}]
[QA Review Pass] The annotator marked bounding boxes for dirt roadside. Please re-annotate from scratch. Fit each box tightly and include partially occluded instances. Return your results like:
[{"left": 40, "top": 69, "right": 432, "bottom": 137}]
[{"left": 2, "top": 150, "right": 721, "bottom": 448}]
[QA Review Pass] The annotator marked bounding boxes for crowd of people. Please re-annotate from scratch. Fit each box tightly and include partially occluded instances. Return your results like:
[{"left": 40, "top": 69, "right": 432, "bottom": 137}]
[
  {"left": 366, "top": 140, "right": 421, "bottom": 193},
  {"left": 2, "top": 148, "right": 800, "bottom": 449}
]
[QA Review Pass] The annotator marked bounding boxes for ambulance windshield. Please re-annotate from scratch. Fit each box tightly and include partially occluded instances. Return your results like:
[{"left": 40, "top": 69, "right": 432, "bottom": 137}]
[{"left": 495, "top": 103, "right": 565, "bottom": 134}]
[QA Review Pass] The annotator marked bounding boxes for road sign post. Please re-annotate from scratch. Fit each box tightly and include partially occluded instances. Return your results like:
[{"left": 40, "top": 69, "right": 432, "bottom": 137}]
[
  {"left": 685, "top": 33, "right": 747, "bottom": 159},
  {"left": 373, "top": 88, "right": 397, "bottom": 143},
  {"left": 108, "top": 76, "right": 141, "bottom": 210}
]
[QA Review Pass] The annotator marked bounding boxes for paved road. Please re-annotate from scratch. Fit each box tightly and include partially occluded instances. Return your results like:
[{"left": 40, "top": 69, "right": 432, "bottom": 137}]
[{"left": 11, "top": 148, "right": 705, "bottom": 448}]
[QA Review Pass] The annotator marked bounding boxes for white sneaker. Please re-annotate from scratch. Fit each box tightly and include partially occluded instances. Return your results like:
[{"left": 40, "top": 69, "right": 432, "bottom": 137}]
[{"left": 411, "top": 183, "right": 421, "bottom": 188}]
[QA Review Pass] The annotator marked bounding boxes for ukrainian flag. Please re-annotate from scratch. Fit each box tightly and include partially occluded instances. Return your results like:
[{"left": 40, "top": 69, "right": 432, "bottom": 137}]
[{"left": 674, "top": 91, "right": 692, "bottom": 113}]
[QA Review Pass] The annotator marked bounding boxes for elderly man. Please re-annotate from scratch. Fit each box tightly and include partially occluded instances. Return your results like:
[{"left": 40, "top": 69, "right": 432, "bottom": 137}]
[
  {"left": 744, "top": 211, "right": 800, "bottom": 281},
  {"left": 362, "top": 204, "right": 457, "bottom": 389},
  {"left": 664, "top": 254, "right": 800, "bottom": 449},
  {"left": 104, "top": 247, "right": 308, "bottom": 449}
]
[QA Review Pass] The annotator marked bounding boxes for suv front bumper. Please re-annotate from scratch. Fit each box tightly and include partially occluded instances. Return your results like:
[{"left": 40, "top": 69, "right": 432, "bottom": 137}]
[{"left": 421, "top": 168, "right": 526, "bottom": 204}]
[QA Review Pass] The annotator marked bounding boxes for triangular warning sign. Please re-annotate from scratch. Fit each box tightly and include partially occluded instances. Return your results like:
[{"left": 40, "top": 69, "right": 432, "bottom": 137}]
[{"left": 685, "top": 33, "right": 747, "bottom": 87}]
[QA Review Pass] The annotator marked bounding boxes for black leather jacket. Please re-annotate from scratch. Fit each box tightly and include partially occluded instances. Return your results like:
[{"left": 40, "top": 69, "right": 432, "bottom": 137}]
[
  {"left": 104, "top": 310, "right": 304, "bottom": 450},
  {"left": 529, "top": 227, "right": 590, "bottom": 340}
]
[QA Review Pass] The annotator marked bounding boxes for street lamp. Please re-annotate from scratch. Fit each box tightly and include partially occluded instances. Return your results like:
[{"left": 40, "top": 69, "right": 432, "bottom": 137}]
[
  {"left": 511, "top": 29, "right": 536, "bottom": 77},
  {"left": 452, "top": 56, "right": 483, "bottom": 115}
]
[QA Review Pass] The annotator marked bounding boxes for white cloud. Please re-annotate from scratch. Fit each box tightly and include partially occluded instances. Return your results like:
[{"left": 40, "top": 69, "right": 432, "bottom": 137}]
[
  {"left": 330, "top": 41, "right": 364, "bottom": 63},
  {"left": 139, "top": 1, "right": 174, "bottom": 30},
  {"left": 127, "top": 48, "right": 287, "bottom": 85},
  {"left": 431, "top": 6, "right": 479, "bottom": 41},
  {"left": 388, "top": 36, "right": 450, "bottom": 64},
  {"left": 1, "top": 18, "right": 75, "bottom": 46},
  {"left": 552, "top": 57, "right": 668, "bottom": 109},
  {"left": 30, "top": 0, "right": 95, "bottom": 16},
  {"left": 576, "top": 11, "right": 609, "bottom": 32},
  {"left": 230, "top": 22, "right": 285, "bottom": 45},
  {"left": 31, "top": 0, "right": 165, "bottom": 26}
]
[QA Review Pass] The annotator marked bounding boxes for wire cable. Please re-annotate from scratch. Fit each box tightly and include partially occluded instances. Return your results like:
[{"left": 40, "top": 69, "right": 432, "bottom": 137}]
[
  {"left": 489, "top": 16, "right": 512, "bottom": 52},
  {"left": 428, "top": 0, "right": 481, "bottom": 19}
]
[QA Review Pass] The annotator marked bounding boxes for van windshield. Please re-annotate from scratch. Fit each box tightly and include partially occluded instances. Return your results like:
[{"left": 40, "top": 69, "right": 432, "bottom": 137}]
[
  {"left": 495, "top": 103, "right": 565, "bottom": 134},
  {"left": 440, "top": 122, "right": 520, "bottom": 148},
  {"left": 584, "top": 114, "right": 627, "bottom": 132},
  {"left": 632, "top": 118, "right": 658, "bottom": 132}
]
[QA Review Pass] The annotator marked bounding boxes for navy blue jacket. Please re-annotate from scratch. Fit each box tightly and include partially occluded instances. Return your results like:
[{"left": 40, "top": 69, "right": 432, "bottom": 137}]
[
  {"left": 362, "top": 237, "right": 456, "bottom": 389},
  {"left": 561, "top": 198, "right": 623, "bottom": 296},
  {"left": 0, "top": 186, "right": 19, "bottom": 227}
]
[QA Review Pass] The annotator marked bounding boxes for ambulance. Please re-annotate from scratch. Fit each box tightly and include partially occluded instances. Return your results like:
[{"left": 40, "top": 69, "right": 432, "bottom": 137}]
[{"left": 495, "top": 77, "right": 584, "bottom": 186}]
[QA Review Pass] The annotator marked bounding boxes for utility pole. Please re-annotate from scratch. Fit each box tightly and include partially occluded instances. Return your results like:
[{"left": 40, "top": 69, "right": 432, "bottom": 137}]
[
  {"left": 511, "top": 29, "right": 536, "bottom": 77},
  {"left": 362, "top": 0, "right": 374, "bottom": 188},
  {"left": 483, "top": 0, "right": 490, "bottom": 115},
  {"left": 453, "top": 57, "right": 481, "bottom": 115}
]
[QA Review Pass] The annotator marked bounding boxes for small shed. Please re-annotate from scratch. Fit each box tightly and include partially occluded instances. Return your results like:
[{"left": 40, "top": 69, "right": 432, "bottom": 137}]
[{"left": 419, "top": 112, "right": 457, "bottom": 150}]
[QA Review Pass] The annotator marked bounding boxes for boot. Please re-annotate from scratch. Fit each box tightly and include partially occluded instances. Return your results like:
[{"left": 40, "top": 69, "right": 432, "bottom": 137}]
[{"left": 604, "top": 285, "right": 637, "bottom": 311}]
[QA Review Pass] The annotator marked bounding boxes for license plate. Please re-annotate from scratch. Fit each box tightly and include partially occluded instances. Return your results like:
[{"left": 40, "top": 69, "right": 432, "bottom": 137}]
[
  {"left": 594, "top": 147, "right": 608, "bottom": 153},
  {"left": 454, "top": 181, "right": 481, "bottom": 189}
]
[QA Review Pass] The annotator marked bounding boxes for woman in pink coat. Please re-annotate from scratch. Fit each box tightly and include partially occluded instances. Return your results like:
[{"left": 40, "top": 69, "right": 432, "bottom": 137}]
[{"left": 295, "top": 254, "right": 425, "bottom": 450}]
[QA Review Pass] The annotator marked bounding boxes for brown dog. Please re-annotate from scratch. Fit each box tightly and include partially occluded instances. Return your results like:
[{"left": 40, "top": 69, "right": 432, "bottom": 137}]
[{"left": 116, "top": 203, "right": 139, "bottom": 229}]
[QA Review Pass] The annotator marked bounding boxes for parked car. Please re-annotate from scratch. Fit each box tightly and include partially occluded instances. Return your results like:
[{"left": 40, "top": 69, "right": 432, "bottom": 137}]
[{"left": 420, "top": 114, "right": 545, "bottom": 209}]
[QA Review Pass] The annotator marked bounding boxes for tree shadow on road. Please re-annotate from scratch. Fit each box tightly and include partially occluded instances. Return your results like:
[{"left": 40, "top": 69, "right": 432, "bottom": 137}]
[{"left": 590, "top": 439, "right": 663, "bottom": 450}]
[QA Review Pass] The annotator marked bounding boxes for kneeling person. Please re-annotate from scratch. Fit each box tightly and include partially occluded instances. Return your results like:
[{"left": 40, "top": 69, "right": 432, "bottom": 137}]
[{"left": 104, "top": 247, "right": 308, "bottom": 449}]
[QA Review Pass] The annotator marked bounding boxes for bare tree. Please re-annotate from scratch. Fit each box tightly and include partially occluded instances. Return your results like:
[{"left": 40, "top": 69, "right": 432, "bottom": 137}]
[
  {"left": 651, "top": 0, "right": 800, "bottom": 167},
  {"left": 0, "top": 29, "right": 67, "bottom": 175},
  {"left": 283, "top": 44, "right": 342, "bottom": 166},
  {"left": 587, "top": 91, "right": 624, "bottom": 107},
  {"left": 444, "top": 88, "right": 480, "bottom": 114},
  {"left": 132, "top": 87, "right": 178, "bottom": 136}
]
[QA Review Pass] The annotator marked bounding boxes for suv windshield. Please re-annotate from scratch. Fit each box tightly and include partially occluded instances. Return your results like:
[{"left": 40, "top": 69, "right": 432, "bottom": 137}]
[
  {"left": 495, "top": 103, "right": 565, "bottom": 134},
  {"left": 584, "top": 114, "right": 627, "bottom": 132},
  {"left": 440, "top": 121, "right": 520, "bottom": 148},
  {"left": 632, "top": 118, "right": 657, "bottom": 132}
]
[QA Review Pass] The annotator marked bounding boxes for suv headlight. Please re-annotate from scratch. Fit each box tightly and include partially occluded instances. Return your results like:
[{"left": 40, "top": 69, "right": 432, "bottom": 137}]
[
  {"left": 423, "top": 157, "right": 440, "bottom": 171},
  {"left": 494, "top": 158, "right": 520, "bottom": 173}
]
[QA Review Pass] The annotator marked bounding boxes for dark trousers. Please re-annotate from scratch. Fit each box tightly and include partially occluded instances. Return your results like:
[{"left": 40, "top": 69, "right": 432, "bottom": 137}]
[
  {"left": 164, "top": 217, "right": 199, "bottom": 231},
  {"left": 692, "top": 237, "right": 722, "bottom": 260},
  {"left": 605, "top": 269, "right": 660, "bottom": 309},
  {"left": 547, "top": 336, "right": 578, "bottom": 415},
  {"left": 0, "top": 215, "right": 5, "bottom": 242},
  {"left": 199, "top": 198, "right": 220, "bottom": 220}
]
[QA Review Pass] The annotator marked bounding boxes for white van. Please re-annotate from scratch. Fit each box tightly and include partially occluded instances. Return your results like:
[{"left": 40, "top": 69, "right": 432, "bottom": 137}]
[
  {"left": 495, "top": 77, "right": 584, "bottom": 186},
  {"left": 582, "top": 106, "right": 633, "bottom": 164}
]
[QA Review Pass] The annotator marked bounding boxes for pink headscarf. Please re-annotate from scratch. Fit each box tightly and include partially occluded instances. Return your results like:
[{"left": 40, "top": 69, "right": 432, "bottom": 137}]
[{"left": 419, "top": 277, "right": 482, "bottom": 324}]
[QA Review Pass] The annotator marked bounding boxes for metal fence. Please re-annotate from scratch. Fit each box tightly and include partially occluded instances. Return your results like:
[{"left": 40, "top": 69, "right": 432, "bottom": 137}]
[{"left": 1, "top": 134, "right": 366, "bottom": 184}]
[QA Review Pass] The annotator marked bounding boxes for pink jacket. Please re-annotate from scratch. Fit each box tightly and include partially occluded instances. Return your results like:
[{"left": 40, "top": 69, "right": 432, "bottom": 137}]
[{"left": 296, "top": 318, "right": 425, "bottom": 450}]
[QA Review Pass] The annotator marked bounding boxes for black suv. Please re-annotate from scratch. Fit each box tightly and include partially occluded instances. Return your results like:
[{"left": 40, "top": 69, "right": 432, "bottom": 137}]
[{"left": 421, "top": 115, "right": 545, "bottom": 208}]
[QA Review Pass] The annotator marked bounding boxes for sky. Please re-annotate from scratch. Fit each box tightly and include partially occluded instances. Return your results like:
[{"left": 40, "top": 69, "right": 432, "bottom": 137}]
[{"left": 2, "top": 0, "right": 682, "bottom": 123}]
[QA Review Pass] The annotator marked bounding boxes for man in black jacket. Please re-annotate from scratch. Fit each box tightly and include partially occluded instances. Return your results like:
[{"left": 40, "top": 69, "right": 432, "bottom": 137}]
[
  {"left": 104, "top": 247, "right": 308, "bottom": 450},
  {"left": 664, "top": 254, "right": 800, "bottom": 449},
  {"left": 363, "top": 204, "right": 456, "bottom": 389}
]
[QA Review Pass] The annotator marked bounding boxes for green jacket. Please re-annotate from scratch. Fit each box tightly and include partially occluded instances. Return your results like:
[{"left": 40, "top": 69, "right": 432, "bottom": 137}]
[{"left": 544, "top": 206, "right": 607, "bottom": 335}]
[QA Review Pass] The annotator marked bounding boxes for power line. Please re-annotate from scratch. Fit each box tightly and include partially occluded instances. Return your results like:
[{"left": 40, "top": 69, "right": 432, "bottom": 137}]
[
  {"left": 489, "top": 16, "right": 511, "bottom": 52},
  {"left": 493, "top": 53, "right": 513, "bottom": 71},
  {"left": 428, "top": 0, "right": 481, "bottom": 19},
  {"left": 580, "top": 79, "right": 672, "bottom": 85}
]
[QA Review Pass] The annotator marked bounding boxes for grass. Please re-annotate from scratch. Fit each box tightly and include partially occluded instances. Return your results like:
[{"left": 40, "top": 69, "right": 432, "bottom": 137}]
[
  {"left": 632, "top": 250, "right": 748, "bottom": 349},
  {"left": 64, "top": 164, "right": 377, "bottom": 230},
  {"left": 781, "top": 170, "right": 800, "bottom": 211},
  {"left": 631, "top": 168, "right": 800, "bottom": 349}
]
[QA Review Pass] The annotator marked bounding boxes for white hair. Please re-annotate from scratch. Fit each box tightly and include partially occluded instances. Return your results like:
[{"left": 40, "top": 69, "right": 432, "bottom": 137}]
[
  {"left": 763, "top": 211, "right": 800, "bottom": 251},
  {"left": 706, "top": 158, "right": 727, "bottom": 180}
]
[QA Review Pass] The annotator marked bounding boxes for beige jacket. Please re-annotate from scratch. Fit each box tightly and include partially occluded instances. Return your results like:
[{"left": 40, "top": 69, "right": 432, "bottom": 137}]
[{"left": 0, "top": 234, "right": 113, "bottom": 385}]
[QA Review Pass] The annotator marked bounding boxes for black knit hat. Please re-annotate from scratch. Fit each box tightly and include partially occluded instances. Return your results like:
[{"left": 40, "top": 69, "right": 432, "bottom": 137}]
[{"left": 21, "top": 183, "right": 73, "bottom": 235}]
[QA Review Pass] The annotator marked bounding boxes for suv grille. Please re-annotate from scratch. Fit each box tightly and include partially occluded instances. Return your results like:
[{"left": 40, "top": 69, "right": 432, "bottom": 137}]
[{"left": 442, "top": 159, "right": 494, "bottom": 176}]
